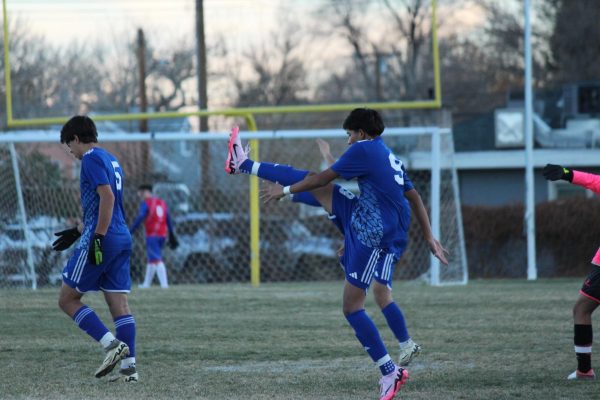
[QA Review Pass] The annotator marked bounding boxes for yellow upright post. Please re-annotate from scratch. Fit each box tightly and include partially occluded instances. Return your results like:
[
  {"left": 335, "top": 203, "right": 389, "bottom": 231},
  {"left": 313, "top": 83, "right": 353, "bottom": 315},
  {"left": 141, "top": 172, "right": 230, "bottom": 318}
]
[
  {"left": 243, "top": 114, "right": 261, "bottom": 287},
  {"left": 2, "top": 0, "right": 13, "bottom": 124}
]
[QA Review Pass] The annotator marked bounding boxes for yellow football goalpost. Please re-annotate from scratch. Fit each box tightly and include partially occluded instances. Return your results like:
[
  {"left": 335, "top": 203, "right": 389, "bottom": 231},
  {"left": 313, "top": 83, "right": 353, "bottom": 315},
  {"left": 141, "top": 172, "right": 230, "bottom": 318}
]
[{"left": 2, "top": 0, "right": 442, "bottom": 287}]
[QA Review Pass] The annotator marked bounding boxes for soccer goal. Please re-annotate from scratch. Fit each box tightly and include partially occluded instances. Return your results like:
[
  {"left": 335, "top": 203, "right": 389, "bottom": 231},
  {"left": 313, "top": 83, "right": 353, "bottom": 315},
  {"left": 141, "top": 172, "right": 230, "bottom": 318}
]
[{"left": 0, "top": 127, "right": 467, "bottom": 288}]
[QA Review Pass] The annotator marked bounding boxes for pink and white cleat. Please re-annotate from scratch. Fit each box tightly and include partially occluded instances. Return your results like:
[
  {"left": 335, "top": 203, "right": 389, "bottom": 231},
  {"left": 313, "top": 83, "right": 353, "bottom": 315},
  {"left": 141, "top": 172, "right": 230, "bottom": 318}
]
[
  {"left": 379, "top": 366, "right": 408, "bottom": 400},
  {"left": 224, "top": 126, "right": 248, "bottom": 175}
]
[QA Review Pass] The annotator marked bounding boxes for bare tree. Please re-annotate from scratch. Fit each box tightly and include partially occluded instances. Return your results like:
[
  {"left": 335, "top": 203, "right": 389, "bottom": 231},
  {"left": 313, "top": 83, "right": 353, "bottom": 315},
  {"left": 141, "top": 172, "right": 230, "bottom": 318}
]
[
  {"left": 546, "top": 0, "right": 600, "bottom": 84},
  {"left": 314, "top": 0, "right": 434, "bottom": 103},
  {"left": 94, "top": 33, "right": 139, "bottom": 113},
  {"left": 219, "top": 18, "right": 309, "bottom": 129},
  {"left": 147, "top": 40, "right": 196, "bottom": 111},
  {"left": 436, "top": 0, "right": 558, "bottom": 122},
  {"left": 0, "top": 18, "right": 62, "bottom": 123},
  {"left": 230, "top": 32, "right": 308, "bottom": 107},
  {"left": 49, "top": 43, "right": 106, "bottom": 115}
]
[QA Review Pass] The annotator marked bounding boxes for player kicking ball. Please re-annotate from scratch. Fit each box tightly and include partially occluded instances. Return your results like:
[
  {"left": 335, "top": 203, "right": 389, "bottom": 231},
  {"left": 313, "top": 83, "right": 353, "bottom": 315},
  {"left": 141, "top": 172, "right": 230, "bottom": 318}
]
[
  {"left": 225, "top": 108, "right": 449, "bottom": 399},
  {"left": 53, "top": 116, "right": 138, "bottom": 383},
  {"left": 543, "top": 164, "right": 600, "bottom": 380}
]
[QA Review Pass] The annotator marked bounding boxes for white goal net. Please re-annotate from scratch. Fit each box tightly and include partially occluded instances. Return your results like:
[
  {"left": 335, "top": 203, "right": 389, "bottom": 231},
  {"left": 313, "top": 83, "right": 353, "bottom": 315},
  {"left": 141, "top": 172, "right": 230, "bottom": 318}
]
[{"left": 0, "top": 127, "right": 467, "bottom": 288}]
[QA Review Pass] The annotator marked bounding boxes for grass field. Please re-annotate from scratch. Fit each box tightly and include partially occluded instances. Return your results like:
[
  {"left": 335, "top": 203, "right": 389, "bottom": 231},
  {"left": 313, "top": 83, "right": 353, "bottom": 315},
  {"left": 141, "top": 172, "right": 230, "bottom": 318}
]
[{"left": 0, "top": 279, "right": 597, "bottom": 399}]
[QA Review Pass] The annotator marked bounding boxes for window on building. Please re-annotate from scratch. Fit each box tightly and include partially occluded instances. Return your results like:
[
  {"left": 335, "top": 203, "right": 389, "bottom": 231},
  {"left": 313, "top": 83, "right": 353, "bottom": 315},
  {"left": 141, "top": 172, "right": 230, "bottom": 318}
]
[{"left": 548, "top": 180, "right": 593, "bottom": 201}]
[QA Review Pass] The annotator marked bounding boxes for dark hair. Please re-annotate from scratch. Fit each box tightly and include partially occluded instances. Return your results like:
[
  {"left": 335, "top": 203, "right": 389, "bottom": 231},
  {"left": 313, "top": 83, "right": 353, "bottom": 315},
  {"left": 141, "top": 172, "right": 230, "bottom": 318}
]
[
  {"left": 60, "top": 115, "right": 98, "bottom": 144},
  {"left": 138, "top": 184, "right": 153, "bottom": 192},
  {"left": 342, "top": 108, "right": 385, "bottom": 137}
]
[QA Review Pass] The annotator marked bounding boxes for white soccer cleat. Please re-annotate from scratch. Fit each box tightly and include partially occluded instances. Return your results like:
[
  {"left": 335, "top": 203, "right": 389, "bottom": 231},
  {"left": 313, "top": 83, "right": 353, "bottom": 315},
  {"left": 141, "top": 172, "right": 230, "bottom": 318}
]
[
  {"left": 567, "top": 369, "right": 596, "bottom": 380},
  {"left": 224, "top": 126, "right": 249, "bottom": 175},
  {"left": 95, "top": 340, "right": 130, "bottom": 378},
  {"left": 398, "top": 338, "right": 421, "bottom": 366},
  {"left": 379, "top": 366, "right": 408, "bottom": 400},
  {"left": 108, "top": 366, "right": 139, "bottom": 383}
]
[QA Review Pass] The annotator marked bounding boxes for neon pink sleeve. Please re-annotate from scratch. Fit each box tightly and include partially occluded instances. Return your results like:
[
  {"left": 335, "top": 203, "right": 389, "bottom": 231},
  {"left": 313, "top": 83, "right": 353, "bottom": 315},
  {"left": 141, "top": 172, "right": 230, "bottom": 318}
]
[{"left": 572, "top": 170, "right": 600, "bottom": 195}]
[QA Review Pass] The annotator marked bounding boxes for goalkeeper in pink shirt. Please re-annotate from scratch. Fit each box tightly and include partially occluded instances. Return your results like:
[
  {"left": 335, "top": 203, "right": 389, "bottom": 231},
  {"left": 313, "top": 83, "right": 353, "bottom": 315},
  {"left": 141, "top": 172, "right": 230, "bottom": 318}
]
[{"left": 543, "top": 164, "right": 600, "bottom": 380}]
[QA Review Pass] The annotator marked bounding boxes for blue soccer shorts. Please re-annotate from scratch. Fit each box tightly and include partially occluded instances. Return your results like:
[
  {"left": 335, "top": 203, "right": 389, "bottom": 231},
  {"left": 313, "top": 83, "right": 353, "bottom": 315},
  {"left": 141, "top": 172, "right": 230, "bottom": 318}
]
[
  {"left": 146, "top": 236, "right": 166, "bottom": 263},
  {"left": 331, "top": 185, "right": 407, "bottom": 290},
  {"left": 62, "top": 247, "right": 132, "bottom": 293}
]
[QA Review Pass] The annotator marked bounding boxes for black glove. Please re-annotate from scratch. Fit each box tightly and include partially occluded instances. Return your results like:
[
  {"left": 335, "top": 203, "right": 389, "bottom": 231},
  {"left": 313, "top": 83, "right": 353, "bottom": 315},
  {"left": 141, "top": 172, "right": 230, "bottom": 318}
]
[
  {"left": 542, "top": 164, "right": 573, "bottom": 182},
  {"left": 168, "top": 232, "right": 179, "bottom": 250},
  {"left": 88, "top": 233, "right": 105, "bottom": 265},
  {"left": 52, "top": 227, "right": 81, "bottom": 251}
]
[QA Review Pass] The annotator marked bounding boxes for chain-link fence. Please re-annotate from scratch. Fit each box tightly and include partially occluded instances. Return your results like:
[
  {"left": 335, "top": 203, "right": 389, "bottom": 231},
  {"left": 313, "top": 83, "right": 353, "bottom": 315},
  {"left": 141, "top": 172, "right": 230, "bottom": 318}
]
[{"left": 0, "top": 128, "right": 466, "bottom": 288}]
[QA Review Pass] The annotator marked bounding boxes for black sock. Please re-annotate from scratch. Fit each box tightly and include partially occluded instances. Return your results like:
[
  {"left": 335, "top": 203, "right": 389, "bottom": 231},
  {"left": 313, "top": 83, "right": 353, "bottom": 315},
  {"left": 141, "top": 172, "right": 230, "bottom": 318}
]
[{"left": 574, "top": 324, "right": 593, "bottom": 373}]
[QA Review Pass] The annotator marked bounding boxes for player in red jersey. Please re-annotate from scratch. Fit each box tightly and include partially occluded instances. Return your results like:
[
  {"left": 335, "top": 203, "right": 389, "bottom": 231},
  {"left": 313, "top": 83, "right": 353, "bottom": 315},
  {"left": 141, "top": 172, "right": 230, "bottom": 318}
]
[{"left": 130, "top": 184, "right": 178, "bottom": 288}]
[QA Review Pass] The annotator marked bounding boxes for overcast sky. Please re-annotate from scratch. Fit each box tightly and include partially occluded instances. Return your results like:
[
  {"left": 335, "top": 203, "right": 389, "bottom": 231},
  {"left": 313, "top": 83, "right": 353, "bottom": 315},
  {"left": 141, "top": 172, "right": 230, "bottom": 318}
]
[
  {"left": 7, "top": 0, "right": 311, "bottom": 52},
  {"left": 7, "top": 0, "right": 486, "bottom": 49}
]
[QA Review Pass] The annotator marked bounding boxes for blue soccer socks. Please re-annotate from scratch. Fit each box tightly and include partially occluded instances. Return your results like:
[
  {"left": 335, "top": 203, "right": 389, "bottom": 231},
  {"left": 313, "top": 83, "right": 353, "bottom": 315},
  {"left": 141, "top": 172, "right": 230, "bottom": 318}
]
[
  {"left": 291, "top": 191, "right": 321, "bottom": 207},
  {"left": 73, "top": 305, "right": 112, "bottom": 344},
  {"left": 237, "top": 159, "right": 254, "bottom": 174},
  {"left": 346, "top": 309, "right": 395, "bottom": 375},
  {"left": 382, "top": 302, "right": 410, "bottom": 343},
  {"left": 114, "top": 314, "right": 136, "bottom": 358},
  {"left": 244, "top": 160, "right": 310, "bottom": 185}
]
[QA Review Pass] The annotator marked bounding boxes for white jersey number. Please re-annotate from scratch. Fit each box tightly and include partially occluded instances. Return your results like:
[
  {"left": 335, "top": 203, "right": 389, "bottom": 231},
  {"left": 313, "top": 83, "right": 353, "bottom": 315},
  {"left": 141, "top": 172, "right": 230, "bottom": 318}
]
[
  {"left": 388, "top": 153, "right": 405, "bottom": 186},
  {"left": 111, "top": 161, "right": 123, "bottom": 191},
  {"left": 338, "top": 186, "right": 356, "bottom": 200}
]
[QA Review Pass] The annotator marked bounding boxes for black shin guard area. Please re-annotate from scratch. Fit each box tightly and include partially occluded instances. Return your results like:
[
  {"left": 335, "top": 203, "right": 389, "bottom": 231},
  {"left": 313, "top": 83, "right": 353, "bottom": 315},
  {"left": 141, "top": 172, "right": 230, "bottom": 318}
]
[{"left": 575, "top": 324, "right": 593, "bottom": 373}]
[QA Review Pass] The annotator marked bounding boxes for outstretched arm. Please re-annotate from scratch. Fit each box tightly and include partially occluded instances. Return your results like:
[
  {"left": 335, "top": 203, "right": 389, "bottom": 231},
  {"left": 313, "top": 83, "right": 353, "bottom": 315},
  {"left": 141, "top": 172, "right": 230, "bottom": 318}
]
[
  {"left": 404, "top": 188, "right": 449, "bottom": 265},
  {"left": 572, "top": 171, "right": 600, "bottom": 195},
  {"left": 542, "top": 164, "right": 600, "bottom": 194},
  {"left": 260, "top": 168, "right": 338, "bottom": 203}
]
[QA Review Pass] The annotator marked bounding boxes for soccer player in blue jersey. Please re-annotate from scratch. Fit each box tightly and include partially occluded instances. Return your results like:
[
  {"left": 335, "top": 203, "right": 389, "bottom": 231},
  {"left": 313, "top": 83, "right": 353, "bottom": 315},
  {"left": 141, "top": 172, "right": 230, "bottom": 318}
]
[
  {"left": 288, "top": 138, "right": 423, "bottom": 367},
  {"left": 52, "top": 115, "right": 138, "bottom": 383},
  {"left": 130, "top": 184, "right": 179, "bottom": 289},
  {"left": 225, "top": 109, "right": 448, "bottom": 400}
]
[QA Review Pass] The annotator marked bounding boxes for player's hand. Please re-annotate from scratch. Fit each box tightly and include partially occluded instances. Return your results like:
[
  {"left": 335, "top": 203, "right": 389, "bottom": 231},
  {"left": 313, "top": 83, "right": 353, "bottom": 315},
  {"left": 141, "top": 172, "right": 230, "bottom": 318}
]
[
  {"left": 168, "top": 232, "right": 179, "bottom": 250},
  {"left": 542, "top": 164, "right": 573, "bottom": 182},
  {"left": 336, "top": 244, "right": 345, "bottom": 258},
  {"left": 316, "top": 139, "right": 335, "bottom": 166},
  {"left": 428, "top": 238, "right": 449, "bottom": 265},
  {"left": 52, "top": 227, "right": 81, "bottom": 251},
  {"left": 316, "top": 138, "right": 330, "bottom": 157},
  {"left": 88, "top": 233, "right": 105, "bottom": 265},
  {"left": 260, "top": 181, "right": 286, "bottom": 204}
]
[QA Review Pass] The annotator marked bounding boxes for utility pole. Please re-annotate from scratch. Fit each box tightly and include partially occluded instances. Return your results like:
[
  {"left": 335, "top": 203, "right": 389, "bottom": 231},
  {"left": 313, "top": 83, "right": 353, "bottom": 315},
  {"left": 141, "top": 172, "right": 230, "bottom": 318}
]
[
  {"left": 375, "top": 53, "right": 382, "bottom": 101},
  {"left": 196, "top": 0, "right": 208, "bottom": 131},
  {"left": 137, "top": 28, "right": 148, "bottom": 133},
  {"left": 196, "top": 0, "right": 211, "bottom": 210}
]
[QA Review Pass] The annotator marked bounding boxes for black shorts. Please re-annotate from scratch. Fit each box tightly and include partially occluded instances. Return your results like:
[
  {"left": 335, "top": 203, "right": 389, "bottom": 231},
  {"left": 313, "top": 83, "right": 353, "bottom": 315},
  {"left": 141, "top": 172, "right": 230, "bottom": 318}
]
[{"left": 580, "top": 266, "right": 600, "bottom": 304}]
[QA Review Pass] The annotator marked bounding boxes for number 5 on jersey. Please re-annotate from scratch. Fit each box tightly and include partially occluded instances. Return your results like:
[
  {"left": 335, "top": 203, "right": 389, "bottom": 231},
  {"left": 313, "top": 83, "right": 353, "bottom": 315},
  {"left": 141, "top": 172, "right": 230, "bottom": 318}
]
[{"left": 111, "top": 161, "right": 123, "bottom": 191}]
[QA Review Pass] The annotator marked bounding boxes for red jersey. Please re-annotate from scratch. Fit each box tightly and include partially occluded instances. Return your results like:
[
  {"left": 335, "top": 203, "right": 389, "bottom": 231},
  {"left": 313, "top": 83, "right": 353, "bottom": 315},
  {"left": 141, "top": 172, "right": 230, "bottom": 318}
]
[{"left": 144, "top": 197, "right": 168, "bottom": 237}]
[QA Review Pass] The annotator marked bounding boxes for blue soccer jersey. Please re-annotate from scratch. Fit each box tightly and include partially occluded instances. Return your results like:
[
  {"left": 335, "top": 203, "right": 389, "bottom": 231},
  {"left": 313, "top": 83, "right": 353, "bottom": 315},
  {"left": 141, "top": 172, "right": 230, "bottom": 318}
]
[
  {"left": 331, "top": 136, "right": 413, "bottom": 250},
  {"left": 77, "top": 147, "right": 131, "bottom": 251},
  {"left": 63, "top": 147, "right": 132, "bottom": 293}
]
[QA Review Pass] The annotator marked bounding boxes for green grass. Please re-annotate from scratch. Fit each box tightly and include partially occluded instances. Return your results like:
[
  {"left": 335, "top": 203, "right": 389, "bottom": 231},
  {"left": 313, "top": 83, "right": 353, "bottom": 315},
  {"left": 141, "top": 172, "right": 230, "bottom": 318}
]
[{"left": 0, "top": 279, "right": 597, "bottom": 399}]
